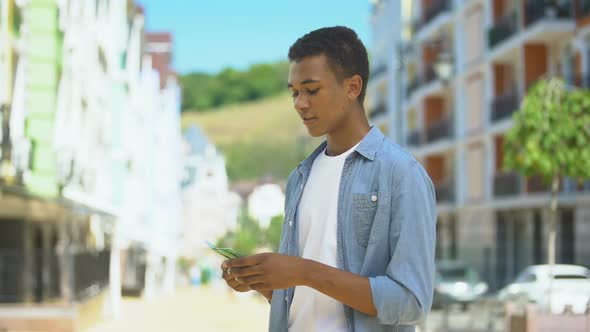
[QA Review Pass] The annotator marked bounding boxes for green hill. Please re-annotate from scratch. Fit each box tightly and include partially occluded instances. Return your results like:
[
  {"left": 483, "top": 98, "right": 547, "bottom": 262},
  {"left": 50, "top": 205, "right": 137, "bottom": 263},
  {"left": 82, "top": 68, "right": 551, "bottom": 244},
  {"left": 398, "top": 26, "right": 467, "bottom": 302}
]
[{"left": 181, "top": 93, "right": 321, "bottom": 182}]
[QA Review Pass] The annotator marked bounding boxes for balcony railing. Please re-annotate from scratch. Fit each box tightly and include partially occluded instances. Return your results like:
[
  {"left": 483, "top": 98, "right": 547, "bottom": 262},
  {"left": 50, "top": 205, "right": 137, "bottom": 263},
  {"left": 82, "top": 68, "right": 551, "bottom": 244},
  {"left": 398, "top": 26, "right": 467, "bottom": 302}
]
[
  {"left": 493, "top": 171, "right": 522, "bottom": 197},
  {"left": 525, "top": 0, "right": 573, "bottom": 26},
  {"left": 491, "top": 91, "right": 519, "bottom": 122},
  {"left": 426, "top": 117, "right": 453, "bottom": 143},
  {"left": 435, "top": 180, "right": 455, "bottom": 203},
  {"left": 418, "top": 0, "right": 452, "bottom": 31},
  {"left": 488, "top": 11, "right": 518, "bottom": 49},
  {"left": 527, "top": 175, "right": 551, "bottom": 193},
  {"left": 369, "top": 103, "right": 387, "bottom": 120},
  {"left": 406, "top": 129, "right": 423, "bottom": 147}
]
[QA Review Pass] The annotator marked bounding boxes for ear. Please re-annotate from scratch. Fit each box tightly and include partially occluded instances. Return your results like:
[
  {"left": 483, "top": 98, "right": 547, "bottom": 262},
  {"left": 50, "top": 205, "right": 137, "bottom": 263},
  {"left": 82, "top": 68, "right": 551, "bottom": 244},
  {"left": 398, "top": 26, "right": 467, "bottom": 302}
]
[{"left": 345, "top": 75, "right": 363, "bottom": 101}]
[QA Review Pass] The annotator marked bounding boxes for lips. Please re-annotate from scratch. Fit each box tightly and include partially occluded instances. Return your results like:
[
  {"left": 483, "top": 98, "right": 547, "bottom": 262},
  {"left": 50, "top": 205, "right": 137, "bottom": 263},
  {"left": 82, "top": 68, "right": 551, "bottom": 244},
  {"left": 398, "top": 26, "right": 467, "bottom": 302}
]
[{"left": 302, "top": 117, "right": 318, "bottom": 126}]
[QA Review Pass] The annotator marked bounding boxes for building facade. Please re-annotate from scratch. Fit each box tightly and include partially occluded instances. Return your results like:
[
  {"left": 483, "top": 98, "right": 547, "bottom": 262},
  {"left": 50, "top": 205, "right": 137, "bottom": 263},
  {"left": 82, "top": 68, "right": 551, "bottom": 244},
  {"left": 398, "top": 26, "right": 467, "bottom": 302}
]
[
  {"left": 369, "top": 0, "right": 590, "bottom": 290},
  {"left": 181, "top": 128, "right": 240, "bottom": 259},
  {"left": 0, "top": 0, "right": 183, "bottom": 330}
]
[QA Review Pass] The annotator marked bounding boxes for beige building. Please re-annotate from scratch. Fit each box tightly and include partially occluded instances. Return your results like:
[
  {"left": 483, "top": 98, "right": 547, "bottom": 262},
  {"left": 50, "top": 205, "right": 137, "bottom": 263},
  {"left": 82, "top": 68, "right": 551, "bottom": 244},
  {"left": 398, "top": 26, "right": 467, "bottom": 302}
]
[{"left": 369, "top": 0, "right": 590, "bottom": 290}]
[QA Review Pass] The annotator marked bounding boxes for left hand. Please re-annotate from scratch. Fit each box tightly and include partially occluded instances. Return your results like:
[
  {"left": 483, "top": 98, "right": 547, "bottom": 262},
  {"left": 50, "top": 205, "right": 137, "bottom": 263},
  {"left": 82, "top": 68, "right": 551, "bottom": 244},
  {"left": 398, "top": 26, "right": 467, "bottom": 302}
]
[{"left": 222, "top": 253, "right": 305, "bottom": 291}]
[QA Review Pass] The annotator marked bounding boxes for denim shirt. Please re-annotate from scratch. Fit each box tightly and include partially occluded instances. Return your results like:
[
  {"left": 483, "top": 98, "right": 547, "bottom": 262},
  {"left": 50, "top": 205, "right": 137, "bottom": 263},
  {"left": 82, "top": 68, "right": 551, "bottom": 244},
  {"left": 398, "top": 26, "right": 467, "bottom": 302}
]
[{"left": 269, "top": 127, "right": 437, "bottom": 332}]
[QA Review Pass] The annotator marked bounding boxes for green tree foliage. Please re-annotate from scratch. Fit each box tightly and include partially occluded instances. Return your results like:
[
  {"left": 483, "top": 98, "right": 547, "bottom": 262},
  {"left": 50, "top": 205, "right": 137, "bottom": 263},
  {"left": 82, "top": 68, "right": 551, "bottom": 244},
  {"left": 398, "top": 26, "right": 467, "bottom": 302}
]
[
  {"left": 216, "top": 210, "right": 286, "bottom": 256},
  {"left": 217, "top": 207, "right": 263, "bottom": 256},
  {"left": 180, "top": 61, "right": 290, "bottom": 112},
  {"left": 504, "top": 78, "right": 590, "bottom": 180},
  {"left": 503, "top": 77, "right": 590, "bottom": 265},
  {"left": 266, "top": 215, "right": 284, "bottom": 252}
]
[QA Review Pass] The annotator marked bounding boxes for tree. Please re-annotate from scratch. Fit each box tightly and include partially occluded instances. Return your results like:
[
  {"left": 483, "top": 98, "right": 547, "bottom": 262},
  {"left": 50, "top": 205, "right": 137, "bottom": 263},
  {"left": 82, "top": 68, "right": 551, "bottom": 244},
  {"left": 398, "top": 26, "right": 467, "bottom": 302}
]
[
  {"left": 266, "top": 215, "right": 284, "bottom": 252},
  {"left": 216, "top": 207, "right": 265, "bottom": 256},
  {"left": 503, "top": 77, "right": 590, "bottom": 268},
  {"left": 180, "top": 61, "right": 289, "bottom": 112}
]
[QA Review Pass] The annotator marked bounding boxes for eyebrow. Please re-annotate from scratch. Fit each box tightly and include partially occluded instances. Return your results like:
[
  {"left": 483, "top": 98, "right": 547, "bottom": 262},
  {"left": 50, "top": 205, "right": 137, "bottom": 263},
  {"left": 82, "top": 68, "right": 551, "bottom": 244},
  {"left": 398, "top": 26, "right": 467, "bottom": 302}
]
[{"left": 287, "top": 79, "right": 321, "bottom": 88}]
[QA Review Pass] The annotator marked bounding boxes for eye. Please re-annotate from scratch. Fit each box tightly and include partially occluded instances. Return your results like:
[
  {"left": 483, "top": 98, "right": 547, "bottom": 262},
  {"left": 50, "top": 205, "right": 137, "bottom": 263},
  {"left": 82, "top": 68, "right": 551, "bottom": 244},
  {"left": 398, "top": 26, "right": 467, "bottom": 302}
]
[
  {"left": 291, "top": 90, "right": 299, "bottom": 98},
  {"left": 307, "top": 88, "right": 319, "bottom": 95}
]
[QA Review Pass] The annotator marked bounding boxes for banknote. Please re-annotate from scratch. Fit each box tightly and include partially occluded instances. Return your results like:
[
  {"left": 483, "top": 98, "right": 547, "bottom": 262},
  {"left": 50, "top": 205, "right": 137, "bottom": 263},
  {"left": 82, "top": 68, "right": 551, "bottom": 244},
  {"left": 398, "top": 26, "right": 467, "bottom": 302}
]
[{"left": 204, "top": 240, "right": 243, "bottom": 259}]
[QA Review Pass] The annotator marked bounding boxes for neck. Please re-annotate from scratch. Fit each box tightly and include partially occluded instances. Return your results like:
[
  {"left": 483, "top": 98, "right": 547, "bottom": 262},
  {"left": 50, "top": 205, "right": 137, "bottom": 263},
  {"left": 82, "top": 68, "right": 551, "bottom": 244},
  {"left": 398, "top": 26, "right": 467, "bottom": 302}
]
[{"left": 325, "top": 104, "right": 371, "bottom": 156}]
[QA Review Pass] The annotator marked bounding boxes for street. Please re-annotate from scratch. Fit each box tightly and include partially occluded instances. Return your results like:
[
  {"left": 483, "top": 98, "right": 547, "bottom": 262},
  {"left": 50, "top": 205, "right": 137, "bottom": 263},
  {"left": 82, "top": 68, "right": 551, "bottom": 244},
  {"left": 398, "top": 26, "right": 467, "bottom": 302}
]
[
  {"left": 85, "top": 279, "right": 503, "bottom": 332},
  {"left": 85, "top": 281, "right": 270, "bottom": 332}
]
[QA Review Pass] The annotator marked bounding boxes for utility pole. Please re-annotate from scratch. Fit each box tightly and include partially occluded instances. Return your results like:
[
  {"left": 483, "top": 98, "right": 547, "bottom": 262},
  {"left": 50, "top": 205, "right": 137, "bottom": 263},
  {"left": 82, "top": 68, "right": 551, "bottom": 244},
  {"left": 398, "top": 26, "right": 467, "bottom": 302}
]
[{"left": 0, "top": 0, "right": 16, "bottom": 184}]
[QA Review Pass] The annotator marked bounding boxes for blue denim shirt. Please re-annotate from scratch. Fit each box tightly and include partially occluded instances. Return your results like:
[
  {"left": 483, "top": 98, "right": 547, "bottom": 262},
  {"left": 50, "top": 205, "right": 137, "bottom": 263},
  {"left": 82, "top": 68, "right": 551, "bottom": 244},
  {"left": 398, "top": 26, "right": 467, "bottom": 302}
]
[{"left": 269, "top": 127, "right": 437, "bottom": 332}]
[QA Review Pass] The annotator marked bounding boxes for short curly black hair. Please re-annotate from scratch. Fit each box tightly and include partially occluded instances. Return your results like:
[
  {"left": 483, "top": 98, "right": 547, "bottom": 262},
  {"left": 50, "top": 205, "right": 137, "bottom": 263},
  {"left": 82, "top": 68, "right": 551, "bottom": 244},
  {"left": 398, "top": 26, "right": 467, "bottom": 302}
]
[{"left": 288, "top": 26, "right": 369, "bottom": 104}]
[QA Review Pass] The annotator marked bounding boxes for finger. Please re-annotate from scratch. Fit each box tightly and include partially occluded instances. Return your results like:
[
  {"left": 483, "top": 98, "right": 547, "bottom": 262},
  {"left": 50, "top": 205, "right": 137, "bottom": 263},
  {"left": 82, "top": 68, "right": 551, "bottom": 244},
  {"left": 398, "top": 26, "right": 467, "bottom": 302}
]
[
  {"left": 249, "top": 282, "right": 271, "bottom": 291},
  {"left": 230, "top": 265, "right": 263, "bottom": 278},
  {"left": 241, "top": 274, "right": 267, "bottom": 286},
  {"left": 222, "top": 270, "right": 233, "bottom": 281},
  {"left": 227, "top": 278, "right": 250, "bottom": 292},
  {"left": 224, "top": 254, "right": 265, "bottom": 268}
]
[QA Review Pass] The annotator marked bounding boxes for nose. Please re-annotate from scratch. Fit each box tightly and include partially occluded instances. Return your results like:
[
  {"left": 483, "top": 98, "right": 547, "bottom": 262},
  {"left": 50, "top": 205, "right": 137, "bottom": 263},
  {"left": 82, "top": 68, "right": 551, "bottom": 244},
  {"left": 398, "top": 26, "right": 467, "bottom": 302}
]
[{"left": 294, "top": 94, "right": 310, "bottom": 112}]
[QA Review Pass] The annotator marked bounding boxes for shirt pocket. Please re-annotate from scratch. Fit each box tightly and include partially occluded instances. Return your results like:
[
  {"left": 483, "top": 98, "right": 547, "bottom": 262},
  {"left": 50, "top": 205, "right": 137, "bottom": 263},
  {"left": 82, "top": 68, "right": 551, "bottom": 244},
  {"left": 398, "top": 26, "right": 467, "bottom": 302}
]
[{"left": 352, "top": 191, "right": 391, "bottom": 247}]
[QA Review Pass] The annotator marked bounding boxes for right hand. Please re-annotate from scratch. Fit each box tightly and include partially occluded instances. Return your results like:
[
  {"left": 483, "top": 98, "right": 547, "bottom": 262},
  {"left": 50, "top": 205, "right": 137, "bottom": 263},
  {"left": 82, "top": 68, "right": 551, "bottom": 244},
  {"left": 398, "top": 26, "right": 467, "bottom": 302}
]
[
  {"left": 221, "top": 265, "right": 251, "bottom": 292},
  {"left": 221, "top": 262, "right": 273, "bottom": 302}
]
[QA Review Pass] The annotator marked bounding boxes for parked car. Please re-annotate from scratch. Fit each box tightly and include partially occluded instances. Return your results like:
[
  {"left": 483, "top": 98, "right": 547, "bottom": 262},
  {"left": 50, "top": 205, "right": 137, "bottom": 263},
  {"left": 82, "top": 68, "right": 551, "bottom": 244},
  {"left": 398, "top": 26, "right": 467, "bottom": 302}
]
[
  {"left": 433, "top": 260, "right": 488, "bottom": 310},
  {"left": 497, "top": 264, "right": 590, "bottom": 314}
]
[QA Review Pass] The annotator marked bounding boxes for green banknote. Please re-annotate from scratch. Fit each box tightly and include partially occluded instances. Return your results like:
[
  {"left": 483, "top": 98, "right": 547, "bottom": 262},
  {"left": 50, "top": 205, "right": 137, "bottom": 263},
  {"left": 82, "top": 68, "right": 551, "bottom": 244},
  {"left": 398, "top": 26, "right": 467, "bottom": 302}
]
[{"left": 204, "top": 241, "right": 244, "bottom": 259}]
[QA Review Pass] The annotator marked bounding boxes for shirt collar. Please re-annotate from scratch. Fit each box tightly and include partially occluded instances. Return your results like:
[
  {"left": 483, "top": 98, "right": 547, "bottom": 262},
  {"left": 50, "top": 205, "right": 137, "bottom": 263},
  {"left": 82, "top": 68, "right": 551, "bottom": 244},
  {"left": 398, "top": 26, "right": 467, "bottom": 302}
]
[{"left": 297, "top": 126, "right": 384, "bottom": 175}]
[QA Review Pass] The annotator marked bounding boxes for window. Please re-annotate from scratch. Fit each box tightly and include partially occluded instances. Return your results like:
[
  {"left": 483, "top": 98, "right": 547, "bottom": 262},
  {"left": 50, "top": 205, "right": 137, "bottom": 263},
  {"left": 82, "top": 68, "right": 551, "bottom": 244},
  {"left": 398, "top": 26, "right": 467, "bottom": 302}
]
[{"left": 515, "top": 271, "right": 537, "bottom": 283}]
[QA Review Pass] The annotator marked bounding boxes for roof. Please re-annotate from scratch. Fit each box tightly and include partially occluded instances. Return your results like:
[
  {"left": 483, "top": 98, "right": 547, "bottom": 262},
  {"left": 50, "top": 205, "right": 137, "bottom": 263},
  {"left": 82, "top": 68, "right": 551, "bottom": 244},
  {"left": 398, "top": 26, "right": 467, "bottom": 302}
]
[{"left": 146, "top": 32, "right": 172, "bottom": 44}]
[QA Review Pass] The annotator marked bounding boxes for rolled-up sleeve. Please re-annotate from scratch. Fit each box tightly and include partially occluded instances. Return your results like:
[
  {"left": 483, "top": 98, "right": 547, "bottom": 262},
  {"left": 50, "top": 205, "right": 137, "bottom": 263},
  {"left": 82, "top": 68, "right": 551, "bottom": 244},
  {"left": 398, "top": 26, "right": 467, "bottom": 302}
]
[{"left": 369, "top": 161, "right": 437, "bottom": 325}]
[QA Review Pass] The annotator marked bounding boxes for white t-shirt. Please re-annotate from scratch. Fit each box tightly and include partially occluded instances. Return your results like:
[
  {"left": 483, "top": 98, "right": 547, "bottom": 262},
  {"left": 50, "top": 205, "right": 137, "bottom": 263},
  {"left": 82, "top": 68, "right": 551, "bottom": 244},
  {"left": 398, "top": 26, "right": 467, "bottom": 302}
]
[{"left": 288, "top": 142, "right": 360, "bottom": 332}]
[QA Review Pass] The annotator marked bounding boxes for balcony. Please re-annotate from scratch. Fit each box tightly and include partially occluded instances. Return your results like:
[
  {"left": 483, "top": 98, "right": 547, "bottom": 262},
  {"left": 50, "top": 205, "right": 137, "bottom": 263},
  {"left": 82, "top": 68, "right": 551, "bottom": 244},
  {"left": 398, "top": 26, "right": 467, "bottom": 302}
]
[
  {"left": 406, "top": 129, "right": 423, "bottom": 147},
  {"left": 491, "top": 91, "right": 519, "bottom": 122},
  {"left": 369, "top": 103, "right": 387, "bottom": 120},
  {"left": 493, "top": 171, "right": 522, "bottom": 197},
  {"left": 426, "top": 117, "right": 453, "bottom": 143},
  {"left": 525, "top": 0, "right": 573, "bottom": 27},
  {"left": 527, "top": 175, "right": 551, "bottom": 193},
  {"left": 435, "top": 180, "right": 455, "bottom": 203},
  {"left": 416, "top": 0, "right": 452, "bottom": 32},
  {"left": 488, "top": 11, "right": 518, "bottom": 49}
]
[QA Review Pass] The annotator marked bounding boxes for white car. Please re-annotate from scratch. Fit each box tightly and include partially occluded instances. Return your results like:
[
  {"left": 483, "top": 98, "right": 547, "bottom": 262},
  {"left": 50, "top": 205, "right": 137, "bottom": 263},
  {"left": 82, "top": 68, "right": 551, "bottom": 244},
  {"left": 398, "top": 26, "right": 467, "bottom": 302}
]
[{"left": 498, "top": 264, "right": 590, "bottom": 314}]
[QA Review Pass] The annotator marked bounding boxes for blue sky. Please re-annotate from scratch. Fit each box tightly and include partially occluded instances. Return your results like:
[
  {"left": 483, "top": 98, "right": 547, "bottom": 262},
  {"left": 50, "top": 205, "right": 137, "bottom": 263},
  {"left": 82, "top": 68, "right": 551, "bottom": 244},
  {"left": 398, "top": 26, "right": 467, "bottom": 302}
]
[{"left": 140, "top": 1, "right": 371, "bottom": 75}]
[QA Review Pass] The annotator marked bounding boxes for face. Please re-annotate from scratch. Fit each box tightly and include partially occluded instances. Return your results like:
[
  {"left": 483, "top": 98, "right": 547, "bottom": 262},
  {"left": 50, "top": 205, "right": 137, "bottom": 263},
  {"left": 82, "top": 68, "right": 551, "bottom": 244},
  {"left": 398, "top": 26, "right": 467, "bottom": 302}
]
[{"left": 287, "top": 54, "right": 357, "bottom": 137}]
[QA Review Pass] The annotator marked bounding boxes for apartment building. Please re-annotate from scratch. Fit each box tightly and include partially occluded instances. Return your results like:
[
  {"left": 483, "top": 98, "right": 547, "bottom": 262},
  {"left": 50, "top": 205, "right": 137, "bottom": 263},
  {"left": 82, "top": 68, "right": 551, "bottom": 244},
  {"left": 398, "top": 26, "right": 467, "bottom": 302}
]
[
  {"left": 369, "top": 0, "right": 590, "bottom": 290},
  {"left": 0, "top": 1, "right": 183, "bottom": 330}
]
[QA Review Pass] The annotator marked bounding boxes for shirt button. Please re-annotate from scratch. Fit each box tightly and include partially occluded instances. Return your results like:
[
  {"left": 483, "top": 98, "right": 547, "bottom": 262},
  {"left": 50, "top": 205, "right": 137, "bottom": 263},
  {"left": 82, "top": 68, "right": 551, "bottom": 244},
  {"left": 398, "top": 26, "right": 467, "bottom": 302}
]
[
  {"left": 288, "top": 220, "right": 293, "bottom": 227},
  {"left": 371, "top": 195, "right": 378, "bottom": 202},
  {"left": 285, "top": 296, "right": 289, "bottom": 302}
]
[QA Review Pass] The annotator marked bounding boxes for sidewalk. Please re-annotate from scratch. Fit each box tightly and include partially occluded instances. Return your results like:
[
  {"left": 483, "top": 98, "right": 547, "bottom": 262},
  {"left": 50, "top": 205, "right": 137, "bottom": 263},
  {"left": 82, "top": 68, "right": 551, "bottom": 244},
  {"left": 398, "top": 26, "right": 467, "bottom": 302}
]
[{"left": 85, "top": 282, "right": 269, "bottom": 332}]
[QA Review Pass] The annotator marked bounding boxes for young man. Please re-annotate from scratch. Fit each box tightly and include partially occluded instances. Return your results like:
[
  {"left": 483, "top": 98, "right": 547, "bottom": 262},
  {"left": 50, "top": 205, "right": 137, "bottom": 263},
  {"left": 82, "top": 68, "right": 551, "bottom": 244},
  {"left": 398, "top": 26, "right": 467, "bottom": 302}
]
[{"left": 221, "top": 26, "right": 436, "bottom": 331}]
